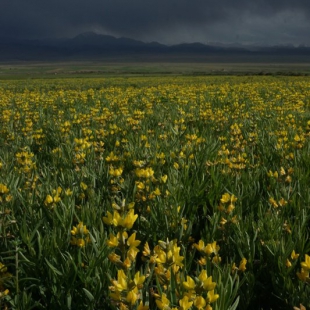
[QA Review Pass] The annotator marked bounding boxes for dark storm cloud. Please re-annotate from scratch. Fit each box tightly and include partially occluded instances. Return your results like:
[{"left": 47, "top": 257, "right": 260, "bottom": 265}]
[{"left": 1, "top": 0, "right": 310, "bottom": 44}]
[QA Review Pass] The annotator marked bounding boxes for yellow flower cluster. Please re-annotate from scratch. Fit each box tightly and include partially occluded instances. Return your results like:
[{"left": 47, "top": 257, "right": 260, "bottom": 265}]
[
  {"left": 109, "top": 270, "right": 147, "bottom": 309},
  {"left": 155, "top": 270, "right": 219, "bottom": 310},
  {"left": 0, "top": 183, "right": 12, "bottom": 203},
  {"left": 15, "top": 149, "right": 36, "bottom": 174},
  {"left": 1, "top": 76, "right": 310, "bottom": 308},
  {"left": 194, "top": 241, "right": 221, "bottom": 266},
  {"left": 297, "top": 254, "right": 310, "bottom": 283},
  {"left": 44, "top": 186, "right": 62, "bottom": 208},
  {"left": 70, "top": 222, "right": 90, "bottom": 248},
  {"left": 0, "top": 262, "right": 10, "bottom": 300},
  {"left": 103, "top": 209, "right": 138, "bottom": 230}
]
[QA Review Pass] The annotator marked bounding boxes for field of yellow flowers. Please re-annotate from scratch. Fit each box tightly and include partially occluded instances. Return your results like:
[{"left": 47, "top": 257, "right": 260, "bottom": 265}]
[{"left": 0, "top": 75, "right": 310, "bottom": 309}]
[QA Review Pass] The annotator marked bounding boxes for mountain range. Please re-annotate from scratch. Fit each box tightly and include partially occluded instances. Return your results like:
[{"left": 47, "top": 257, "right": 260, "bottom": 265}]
[{"left": 1, "top": 32, "right": 310, "bottom": 62}]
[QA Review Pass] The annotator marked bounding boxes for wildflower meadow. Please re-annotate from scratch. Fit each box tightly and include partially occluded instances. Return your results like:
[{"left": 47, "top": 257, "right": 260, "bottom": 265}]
[{"left": 0, "top": 75, "right": 310, "bottom": 309}]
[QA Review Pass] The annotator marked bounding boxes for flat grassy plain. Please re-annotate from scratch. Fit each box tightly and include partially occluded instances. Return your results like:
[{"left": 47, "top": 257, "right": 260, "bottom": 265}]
[
  {"left": 1, "top": 61, "right": 310, "bottom": 79},
  {"left": 0, "top": 64, "right": 310, "bottom": 309}
]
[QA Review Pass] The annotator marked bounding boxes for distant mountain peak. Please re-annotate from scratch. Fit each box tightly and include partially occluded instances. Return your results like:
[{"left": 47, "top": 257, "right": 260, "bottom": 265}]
[
  {"left": 73, "top": 31, "right": 114, "bottom": 39},
  {"left": 0, "top": 32, "right": 310, "bottom": 61}
]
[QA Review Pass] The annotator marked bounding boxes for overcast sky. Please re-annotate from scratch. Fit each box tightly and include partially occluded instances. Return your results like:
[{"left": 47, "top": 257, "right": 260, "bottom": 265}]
[{"left": 1, "top": 0, "right": 310, "bottom": 45}]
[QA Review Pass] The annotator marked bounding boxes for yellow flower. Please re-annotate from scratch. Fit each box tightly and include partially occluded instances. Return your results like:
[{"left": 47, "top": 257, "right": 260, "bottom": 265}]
[
  {"left": 239, "top": 258, "right": 247, "bottom": 272},
  {"left": 112, "top": 211, "right": 123, "bottom": 227},
  {"left": 135, "top": 167, "right": 154, "bottom": 178},
  {"left": 294, "top": 134, "right": 301, "bottom": 142},
  {"left": 231, "top": 215, "right": 238, "bottom": 224},
  {"left": 181, "top": 218, "right": 188, "bottom": 230},
  {"left": 301, "top": 254, "right": 310, "bottom": 271},
  {"left": 108, "top": 253, "right": 122, "bottom": 264},
  {"left": 143, "top": 242, "right": 151, "bottom": 256},
  {"left": 127, "top": 202, "right": 135, "bottom": 209},
  {"left": 53, "top": 194, "right": 61, "bottom": 203},
  {"left": 106, "top": 151, "right": 119, "bottom": 162},
  {"left": 198, "top": 257, "right": 207, "bottom": 266},
  {"left": 126, "top": 287, "right": 139, "bottom": 306},
  {"left": 110, "top": 290, "right": 121, "bottom": 302},
  {"left": 71, "top": 237, "right": 85, "bottom": 247},
  {"left": 0, "top": 184, "right": 9, "bottom": 194},
  {"left": 123, "top": 209, "right": 138, "bottom": 229},
  {"left": 179, "top": 295, "right": 193, "bottom": 310},
  {"left": 199, "top": 270, "right": 216, "bottom": 291},
  {"left": 194, "top": 240, "right": 205, "bottom": 252},
  {"left": 297, "top": 268, "right": 309, "bottom": 282},
  {"left": 161, "top": 175, "right": 168, "bottom": 183},
  {"left": 133, "top": 271, "right": 145, "bottom": 288},
  {"left": 0, "top": 262, "right": 7, "bottom": 273},
  {"left": 280, "top": 167, "right": 286, "bottom": 175},
  {"left": 127, "top": 232, "right": 141, "bottom": 249},
  {"left": 154, "top": 246, "right": 166, "bottom": 264},
  {"left": 109, "top": 166, "right": 123, "bottom": 177},
  {"left": 172, "top": 244, "right": 184, "bottom": 267},
  {"left": 231, "top": 262, "right": 238, "bottom": 274},
  {"left": 137, "top": 301, "right": 149, "bottom": 310},
  {"left": 205, "top": 241, "right": 220, "bottom": 256},
  {"left": 269, "top": 197, "right": 278, "bottom": 208},
  {"left": 0, "top": 289, "right": 9, "bottom": 298},
  {"left": 212, "top": 255, "right": 221, "bottom": 264},
  {"left": 220, "top": 217, "right": 227, "bottom": 225},
  {"left": 226, "top": 204, "right": 235, "bottom": 214},
  {"left": 232, "top": 193, "right": 239, "bottom": 202},
  {"left": 106, "top": 234, "right": 119, "bottom": 247},
  {"left": 71, "top": 222, "right": 89, "bottom": 236},
  {"left": 183, "top": 275, "right": 196, "bottom": 290},
  {"left": 80, "top": 182, "right": 88, "bottom": 190},
  {"left": 102, "top": 211, "right": 113, "bottom": 225},
  {"left": 53, "top": 186, "right": 62, "bottom": 195},
  {"left": 112, "top": 269, "right": 128, "bottom": 292},
  {"left": 44, "top": 194, "right": 53, "bottom": 206},
  {"left": 155, "top": 293, "right": 170, "bottom": 310},
  {"left": 286, "top": 259, "right": 292, "bottom": 268},
  {"left": 278, "top": 198, "right": 287, "bottom": 207},
  {"left": 220, "top": 193, "right": 231, "bottom": 204},
  {"left": 123, "top": 257, "right": 132, "bottom": 269},
  {"left": 5, "top": 195, "right": 12, "bottom": 202},
  {"left": 173, "top": 162, "right": 179, "bottom": 170},
  {"left": 153, "top": 188, "right": 161, "bottom": 196},
  {"left": 291, "top": 250, "right": 299, "bottom": 260},
  {"left": 194, "top": 296, "right": 206, "bottom": 309},
  {"left": 76, "top": 238, "right": 85, "bottom": 247},
  {"left": 127, "top": 247, "right": 139, "bottom": 261},
  {"left": 65, "top": 188, "right": 73, "bottom": 196},
  {"left": 136, "top": 181, "right": 145, "bottom": 190},
  {"left": 207, "top": 290, "right": 219, "bottom": 303}
]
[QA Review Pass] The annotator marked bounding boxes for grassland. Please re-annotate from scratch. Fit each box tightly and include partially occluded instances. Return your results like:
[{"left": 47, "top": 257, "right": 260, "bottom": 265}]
[
  {"left": 2, "top": 61, "right": 310, "bottom": 79},
  {"left": 0, "top": 73, "right": 310, "bottom": 310}
]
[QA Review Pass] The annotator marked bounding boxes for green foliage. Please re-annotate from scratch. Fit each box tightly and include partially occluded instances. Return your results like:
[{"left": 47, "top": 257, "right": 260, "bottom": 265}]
[{"left": 0, "top": 76, "right": 310, "bottom": 309}]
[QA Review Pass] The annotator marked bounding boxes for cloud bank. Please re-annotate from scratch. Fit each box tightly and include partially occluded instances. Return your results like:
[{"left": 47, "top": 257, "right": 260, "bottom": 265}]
[{"left": 1, "top": 0, "right": 310, "bottom": 45}]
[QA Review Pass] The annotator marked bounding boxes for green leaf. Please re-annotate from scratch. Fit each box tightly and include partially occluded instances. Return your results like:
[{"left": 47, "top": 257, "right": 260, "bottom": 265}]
[
  {"left": 45, "top": 258, "right": 63, "bottom": 276},
  {"left": 83, "top": 288, "right": 94, "bottom": 301},
  {"left": 67, "top": 293, "right": 72, "bottom": 309},
  {"left": 228, "top": 296, "right": 240, "bottom": 310}
]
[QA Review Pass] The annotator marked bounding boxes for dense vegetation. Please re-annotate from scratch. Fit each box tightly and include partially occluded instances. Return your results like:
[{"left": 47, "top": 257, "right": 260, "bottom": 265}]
[{"left": 0, "top": 76, "right": 310, "bottom": 309}]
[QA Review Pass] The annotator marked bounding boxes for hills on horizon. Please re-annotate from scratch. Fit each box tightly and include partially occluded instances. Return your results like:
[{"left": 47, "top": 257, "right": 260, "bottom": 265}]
[{"left": 1, "top": 32, "right": 310, "bottom": 62}]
